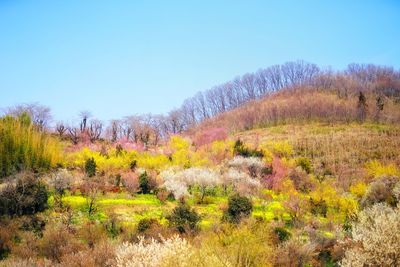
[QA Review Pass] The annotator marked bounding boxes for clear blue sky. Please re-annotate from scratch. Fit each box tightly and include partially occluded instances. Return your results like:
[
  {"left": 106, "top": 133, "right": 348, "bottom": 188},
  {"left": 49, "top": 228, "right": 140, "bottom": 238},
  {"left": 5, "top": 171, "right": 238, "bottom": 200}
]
[{"left": 0, "top": 0, "right": 399, "bottom": 123}]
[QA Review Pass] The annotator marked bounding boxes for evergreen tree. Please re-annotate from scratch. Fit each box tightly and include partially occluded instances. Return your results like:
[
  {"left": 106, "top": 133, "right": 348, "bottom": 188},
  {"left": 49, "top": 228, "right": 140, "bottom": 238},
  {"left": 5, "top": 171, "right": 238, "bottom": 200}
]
[{"left": 85, "top": 157, "right": 97, "bottom": 177}]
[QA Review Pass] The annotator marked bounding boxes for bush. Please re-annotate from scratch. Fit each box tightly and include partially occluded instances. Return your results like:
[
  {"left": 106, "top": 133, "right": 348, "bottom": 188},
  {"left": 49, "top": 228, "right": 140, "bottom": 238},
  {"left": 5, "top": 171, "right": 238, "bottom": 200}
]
[
  {"left": 296, "top": 157, "right": 312, "bottom": 174},
  {"left": 273, "top": 227, "right": 292, "bottom": 242},
  {"left": 85, "top": 157, "right": 97, "bottom": 177},
  {"left": 137, "top": 218, "right": 158, "bottom": 233},
  {"left": 341, "top": 204, "right": 400, "bottom": 266},
  {"left": 0, "top": 113, "right": 61, "bottom": 178},
  {"left": 0, "top": 173, "right": 48, "bottom": 216},
  {"left": 115, "top": 236, "right": 193, "bottom": 267},
  {"left": 288, "top": 167, "right": 315, "bottom": 193},
  {"left": 39, "top": 223, "right": 84, "bottom": 263},
  {"left": 274, "top": 239, "right": 316, "bottom": 266},
  {"left": 50, "top": 169, "right": 72, "bottom": 208},
  {"left": 167, "top": 202, "right": 200, "bottom": 234},
  {"left": 138, "top": 171, "right": 151, "bottom": 194},
  {"left": 361, "top": 176, "right": 399, "bottom": 207},
  {"left": 223, "top": 194, "right": 253, "bottom": 224},
  {"left": 309, "top": 198, "right": 328, "bottom": 217},
  {"left": 233, "top": 139, "right": 263, "bottom": 158},
  {"left": 122, "top": 172, "right": 139, "bottom": 195}
]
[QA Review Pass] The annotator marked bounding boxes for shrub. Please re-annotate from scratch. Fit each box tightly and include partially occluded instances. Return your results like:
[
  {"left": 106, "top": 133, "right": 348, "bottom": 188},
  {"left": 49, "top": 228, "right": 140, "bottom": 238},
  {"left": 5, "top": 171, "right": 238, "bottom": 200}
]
[
  {"left": 85, "top": 157, "right": 97, "bottom": 177},
  {"left": 115, "top": 236, "right": 193, "bottom": 267},
  {"left": 233, "top": 139, "right": 263, "bottom": 158},
  {"left": 365, "top": 160, "right": 400, "bottom": 178},
  {"left": 80, "top": 180, "right": 100, "bottom": 216},
  {"left": 50, "top": 169, "right": 72, "bottom": 208},
  {"left": 361, "top": 176, "right": 399, "bottom": 207},
  {"left": 341, "top": 204, "right": 400, "bottom": 266},
  {"left": 39, "top": 223, "right": 84, "bottom": 263},
  {"left": 269, "top": 140, "right": 293, "bottom": 158},
  {"left": 0, "top": 221, "right": 16, "bottom": 260},
  {"left": 273, "top": 227, "right": 292, "bottom": 242},
  {"left": 274, "top": 239, "right": 316, "bottom": 266},
  {"left": 227, "top": 156, "right": 265, "bottom": 177},
  {"left": 138, "top": 171, "right": 151, "bottom": 194},
  {"left": 309, "top": 198, "right": 328, "bottom": 217},
  {"left": 167, "top": 203, "right": 200, "bottom": 234},
  {"left": 296, "top": 157, "right": 312, "bottom": 174},
  {"left": 191, "top": 221, "right": 273, "bottom": 266},
  {"left": 288, "top": 167, "right": 315, "bottom": 193},
  {"left": 223, "top": 169, "right": 261, "bottom": 196},
  {"left": 122, "top": 172, "right": 139, "bottom": 195},
  {"left": 223, "top": 194, "right": 253, "bottom": 224},
  {"left": 0, "top": 173, "right": 48, "bottom": 216},
  {"left": 137, "top": 218, "right": 158, "bottom": 233}
]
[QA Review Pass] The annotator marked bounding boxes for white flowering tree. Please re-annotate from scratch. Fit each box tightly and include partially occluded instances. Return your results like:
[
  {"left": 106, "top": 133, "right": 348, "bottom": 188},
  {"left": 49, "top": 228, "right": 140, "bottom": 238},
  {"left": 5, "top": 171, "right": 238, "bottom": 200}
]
[
  {"left": 228, "top": 156, "right": 265, "bottom": 177},
  {"left": 160, "top": 167, "right": 221, "bottom": 202},
  {"left": 116, "top": 236, "right": 193, "bottom": 267},
  {"left": 223, "top": 168, "right": 261, "bottom": 196},
  {"left": 341, "top": 204, "right": 400, "bottom": 267}
]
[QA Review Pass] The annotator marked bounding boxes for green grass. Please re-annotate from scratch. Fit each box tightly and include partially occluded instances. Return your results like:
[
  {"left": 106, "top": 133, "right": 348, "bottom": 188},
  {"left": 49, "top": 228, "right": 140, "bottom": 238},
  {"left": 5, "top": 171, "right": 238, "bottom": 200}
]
[{"left": 57, "top": 192, "right": 293, "bottom": 228}]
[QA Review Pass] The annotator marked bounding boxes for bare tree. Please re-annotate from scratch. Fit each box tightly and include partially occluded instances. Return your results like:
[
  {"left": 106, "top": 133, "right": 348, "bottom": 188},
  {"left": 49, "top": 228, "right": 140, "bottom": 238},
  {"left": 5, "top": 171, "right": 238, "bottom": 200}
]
[
  {"left": 108, "top": 120, "right": 121, "bottom": 142},
  {"left": 55, "top": 122, "right": 67, "bottom": 137},
  {"left": 5, "top": 103, "right": 52, "bottom": 130},
  {"left": 79, "top": 110, "right": 92, "bottom": 133},
  {"left": 67, "top": 126, "right": 80, "bottom": 145},
  {"left": 88, "top": 119, "right": 103, "bottom": 142}
]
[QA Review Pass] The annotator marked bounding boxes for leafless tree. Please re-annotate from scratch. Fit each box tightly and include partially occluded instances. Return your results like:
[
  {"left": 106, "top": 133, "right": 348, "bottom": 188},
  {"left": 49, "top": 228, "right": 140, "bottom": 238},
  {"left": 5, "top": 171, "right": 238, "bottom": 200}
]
[
  {"left": 5, "top": 103, "right": 52, "bottom": 130},
  {"left": 88, "top": 119, "right": 103, "bottom": 142},
  {"left": 67, "top": 126, "right": 80, "bottom": 145},
  {"left": 55, "top": 122, "right": 67, "bottom": 137},
  {"left": 79, "top": 110, "right": 92, "bottom": 133}
]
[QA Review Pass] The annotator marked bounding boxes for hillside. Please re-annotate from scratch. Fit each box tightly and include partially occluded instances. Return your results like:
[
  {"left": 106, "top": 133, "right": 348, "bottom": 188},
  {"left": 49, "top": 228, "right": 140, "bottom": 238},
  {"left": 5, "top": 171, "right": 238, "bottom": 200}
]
[
  {"left": 192, "top": 88, "right": 400, "bottom": 134},
  {"left": 1, "top": 66, "right": 400, "bottom": 267}
]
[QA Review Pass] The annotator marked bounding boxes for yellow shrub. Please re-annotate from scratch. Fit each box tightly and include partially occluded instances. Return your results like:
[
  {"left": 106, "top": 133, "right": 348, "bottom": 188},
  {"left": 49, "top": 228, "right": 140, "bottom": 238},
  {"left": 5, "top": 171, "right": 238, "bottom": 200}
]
[
  {"left": 365, "top": 160, "right": 400, "bottom": 178},
  {"left": 136, "top": 153, "right": 170, "bottom": 170},
  {"left": 209, "top": 140, "right": 234, "bottom": 163},
  {"left": 263, "top": 141, "right": 293, "bottom": 158},
  {"left": 350, "top": 182, "right": 368, "bottom": 198}
]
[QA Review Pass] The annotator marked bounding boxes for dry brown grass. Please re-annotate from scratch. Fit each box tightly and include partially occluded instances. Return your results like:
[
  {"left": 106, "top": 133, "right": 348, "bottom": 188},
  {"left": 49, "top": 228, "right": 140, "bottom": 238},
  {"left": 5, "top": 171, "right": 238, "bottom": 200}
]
[
  {"left": 234, "top": 123, "right": 400, "bottom": 189},
  {"left": 192, "top": 89, "right": 400, "bottom": 134}
]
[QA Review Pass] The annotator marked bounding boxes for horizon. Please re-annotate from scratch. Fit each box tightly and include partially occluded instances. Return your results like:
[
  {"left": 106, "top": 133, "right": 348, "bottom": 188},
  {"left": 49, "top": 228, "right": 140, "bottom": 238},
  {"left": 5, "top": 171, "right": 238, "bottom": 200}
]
[{"left": 1, "top": 0, "right": 399, "bottom": 122}]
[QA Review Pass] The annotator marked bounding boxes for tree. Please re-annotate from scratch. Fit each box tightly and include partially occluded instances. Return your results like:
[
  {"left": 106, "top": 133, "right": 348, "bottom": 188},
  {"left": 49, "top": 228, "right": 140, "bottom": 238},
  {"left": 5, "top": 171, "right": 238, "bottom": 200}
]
[
  {"left": 79, "top": 110, "right": 92, "bottom": 132},
  {"left": 375, "top": 95, "right": 384, "bottom": 121},
  {"left": 55, "top": 122, "right": 66, "bottom": 137},
  {"left": 341, "top": 204, "right": 400, "bottom": 266},
  {"left": 167, "top": 202, "right": 200, "bottom": 233},
  {"left": 85, "top": 157, "right": 97, "bottom": 177},
  {"left": 357, "top": 91, "right": 368, "bottom": 122},
  {"left": 50, "top": 169, "right": 72, "bottom": 208},
  {"left": 88, "top": 119, "right": 103, "bottom": 142},
  {"left": 0, "top": 173, "right": 48, "bottom": 216},
  {"left": 67, "top": 126, "right": 80, "bottom": 144},
  {"left": 223, "top": 194, "right": 253, "bottom": 224},
  {"left": 80, "top": 180, "right": 100, "bottom": 217},
  {"left": 138, "top": 171, "right": 151, "bottom": 194},
  {"left": 5, "top": 103, "right": 52, "bottom": 130}
]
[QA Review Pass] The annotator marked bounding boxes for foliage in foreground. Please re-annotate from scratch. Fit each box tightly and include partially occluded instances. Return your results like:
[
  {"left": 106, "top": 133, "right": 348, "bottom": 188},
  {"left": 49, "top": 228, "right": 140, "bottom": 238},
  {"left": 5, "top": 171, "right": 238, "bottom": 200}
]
[{"left": 0, "top": 114, "right": 62, "bottom": 178}]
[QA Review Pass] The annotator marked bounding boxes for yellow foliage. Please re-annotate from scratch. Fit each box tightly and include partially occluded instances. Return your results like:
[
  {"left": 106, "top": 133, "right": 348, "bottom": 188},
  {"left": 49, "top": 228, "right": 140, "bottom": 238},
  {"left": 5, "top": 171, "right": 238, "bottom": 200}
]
[
  {"left": 207, "top": 140, "right": 234, "bottom": 163},
  {"left": 169, "top": 135, "right": 190, "bottom": 152},
  {"left": 310, "top": 183, "right": 358, "bottom": 221},
  {"left": 365, "top": 160, "right": 400, "bottom": 178},
  {"left": 262, "top": 140, "right": 293, "bottom": 158},
  {"left": 261, "top": 148, "right": 274, "bottom": 164},
  {"left": 136, "top": 153, "right": 170, "bottom": 170},
  {"left": 349, "top": 182, "right": 368, "bottom": 198}
]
